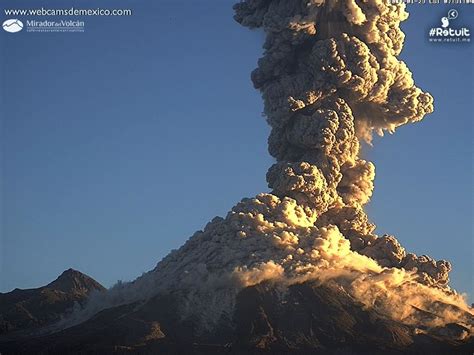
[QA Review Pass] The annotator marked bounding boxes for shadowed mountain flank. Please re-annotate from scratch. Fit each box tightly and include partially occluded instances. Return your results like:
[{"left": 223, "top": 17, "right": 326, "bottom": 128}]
[{"left": 0, "top": 269, "right": 105, "bottom": 336}]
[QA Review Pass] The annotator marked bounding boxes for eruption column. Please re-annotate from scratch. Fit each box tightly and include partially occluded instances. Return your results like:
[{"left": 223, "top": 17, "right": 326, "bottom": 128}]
[{"left": 234, "top": 0, "right": 445, "bottom": 284}]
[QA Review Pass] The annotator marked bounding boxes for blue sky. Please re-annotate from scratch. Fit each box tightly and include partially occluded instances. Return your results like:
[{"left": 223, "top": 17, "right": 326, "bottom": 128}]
[{"left": 1, "top": 1, "right": 472, "bottom": 299}]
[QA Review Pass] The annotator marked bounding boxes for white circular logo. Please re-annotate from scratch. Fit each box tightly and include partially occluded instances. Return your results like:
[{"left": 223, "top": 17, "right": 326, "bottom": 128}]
[
  {"left": 2, "top": 19, "right": 24, "bottom": 33},
  {"left": 447, "top": 9, "right": 458, "bottom": 21}
]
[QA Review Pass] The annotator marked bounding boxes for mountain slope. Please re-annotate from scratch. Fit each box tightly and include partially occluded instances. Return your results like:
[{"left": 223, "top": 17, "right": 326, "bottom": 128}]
[
  {"left": 0, "top": 280, "right": 471, "bottom": 354},
  {"left": 0, "top": 269, "right": 105, "bottom": 335}
]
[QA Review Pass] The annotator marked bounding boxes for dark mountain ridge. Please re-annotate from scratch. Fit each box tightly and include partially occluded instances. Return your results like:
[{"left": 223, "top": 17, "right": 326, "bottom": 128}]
[
  {"left": 0, "top": 273, "right": 472, "bottom": 354},
  {"left": 0, "top": 269, "right": 105, "bottom": 336}
]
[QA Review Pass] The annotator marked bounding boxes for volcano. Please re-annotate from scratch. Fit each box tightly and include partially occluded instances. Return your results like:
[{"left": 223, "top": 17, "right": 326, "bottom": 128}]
[{"left": 1, "top": 1, "right": 473, "bottom": 354}]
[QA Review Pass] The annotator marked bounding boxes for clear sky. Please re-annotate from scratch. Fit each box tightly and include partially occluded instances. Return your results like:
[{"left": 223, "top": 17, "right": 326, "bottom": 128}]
[{"left": 1, "top": 1, "right": 472, "bottom": 299}]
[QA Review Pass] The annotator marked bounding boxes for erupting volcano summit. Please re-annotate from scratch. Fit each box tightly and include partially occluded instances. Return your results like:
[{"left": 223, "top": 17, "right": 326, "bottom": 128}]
[
  {"left": 1, "top": 1, "right": 472, "bottom": 354},
  {"left": 76, "top": 0, "right": 473, "bottom": 339}
]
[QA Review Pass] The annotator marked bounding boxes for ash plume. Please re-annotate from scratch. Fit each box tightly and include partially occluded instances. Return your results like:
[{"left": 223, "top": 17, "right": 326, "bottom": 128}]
[{"left": 64, "top": 0, "right": 472, "bottom": 337}]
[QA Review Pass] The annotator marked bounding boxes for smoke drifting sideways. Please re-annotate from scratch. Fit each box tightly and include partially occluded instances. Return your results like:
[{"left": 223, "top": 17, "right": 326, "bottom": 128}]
[{"left": 67, "top": 0, "right": 472, "bottom": 337}]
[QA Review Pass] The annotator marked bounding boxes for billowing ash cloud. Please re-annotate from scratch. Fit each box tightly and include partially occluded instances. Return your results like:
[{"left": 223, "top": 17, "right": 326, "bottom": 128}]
[{"left": 67, "top": 0, "right": 472, "bottom": 336}]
